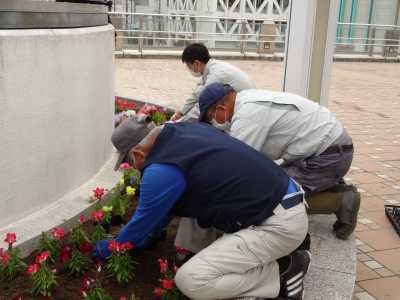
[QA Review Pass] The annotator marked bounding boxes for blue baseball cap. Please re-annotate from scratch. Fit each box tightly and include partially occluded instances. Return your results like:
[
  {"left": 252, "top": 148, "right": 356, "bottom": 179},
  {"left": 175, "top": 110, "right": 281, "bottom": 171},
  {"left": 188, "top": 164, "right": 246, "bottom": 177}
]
[{"left": 198, "top": 82, "right": 234, "bottom": 122}]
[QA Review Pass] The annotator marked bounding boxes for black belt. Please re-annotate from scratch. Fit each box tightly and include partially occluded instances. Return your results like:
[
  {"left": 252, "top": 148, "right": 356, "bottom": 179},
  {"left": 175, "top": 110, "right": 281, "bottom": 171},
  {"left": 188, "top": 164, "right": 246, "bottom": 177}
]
[
  {"left": 321, "top": 144, "right": 353, "bottom": 156},
  {"left": 281, "top": 193, "right": 304, "bottom": 210}
]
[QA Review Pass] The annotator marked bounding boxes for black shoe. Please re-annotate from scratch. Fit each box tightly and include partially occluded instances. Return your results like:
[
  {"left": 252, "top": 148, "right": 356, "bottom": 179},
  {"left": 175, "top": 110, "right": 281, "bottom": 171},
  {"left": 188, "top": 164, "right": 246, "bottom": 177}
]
[{"left": 279, "top": 251, "right": 311, "bottom": 300}]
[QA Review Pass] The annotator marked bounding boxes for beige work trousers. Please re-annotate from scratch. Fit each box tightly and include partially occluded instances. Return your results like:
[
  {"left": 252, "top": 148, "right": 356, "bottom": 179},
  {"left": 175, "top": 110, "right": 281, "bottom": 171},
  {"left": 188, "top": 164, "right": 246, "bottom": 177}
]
[{"left": 174, "top": 202, "right": 308, "bottom": 300}]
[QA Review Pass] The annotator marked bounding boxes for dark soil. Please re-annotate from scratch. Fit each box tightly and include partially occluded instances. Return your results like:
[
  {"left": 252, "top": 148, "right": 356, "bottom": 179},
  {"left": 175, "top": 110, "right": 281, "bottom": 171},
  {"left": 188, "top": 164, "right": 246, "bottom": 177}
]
[{"left": 0, "top": 208, "right": 182, "bottom": 300}]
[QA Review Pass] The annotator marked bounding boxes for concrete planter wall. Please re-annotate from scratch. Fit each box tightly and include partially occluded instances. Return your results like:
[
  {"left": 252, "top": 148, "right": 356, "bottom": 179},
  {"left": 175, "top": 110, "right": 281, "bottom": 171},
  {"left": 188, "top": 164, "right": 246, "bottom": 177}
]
[{"left": 0, "top": 25, "right": 115, "bottom": 228}]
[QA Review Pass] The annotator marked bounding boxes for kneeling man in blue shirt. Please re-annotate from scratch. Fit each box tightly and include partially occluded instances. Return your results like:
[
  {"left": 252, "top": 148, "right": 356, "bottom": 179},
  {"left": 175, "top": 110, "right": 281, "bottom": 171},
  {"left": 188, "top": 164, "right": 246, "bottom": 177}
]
[{"left": 95, "top": 118, "right": 309, "bottom": 300}]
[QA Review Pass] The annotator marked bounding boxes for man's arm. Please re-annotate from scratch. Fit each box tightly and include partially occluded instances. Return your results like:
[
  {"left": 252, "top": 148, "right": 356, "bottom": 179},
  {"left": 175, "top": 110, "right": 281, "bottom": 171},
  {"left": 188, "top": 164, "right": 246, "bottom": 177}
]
[
  {"left": 178, "top": 71, "right": 223, "bottom": 117},
  {"left": 94, "top": 163, "right": 186, "bottom": 259}
]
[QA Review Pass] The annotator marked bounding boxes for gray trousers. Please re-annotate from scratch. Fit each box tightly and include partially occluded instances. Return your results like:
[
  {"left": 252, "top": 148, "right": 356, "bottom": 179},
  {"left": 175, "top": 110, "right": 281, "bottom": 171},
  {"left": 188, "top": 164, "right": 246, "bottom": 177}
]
[
  {"left": 283, "top": 129, "right": 354, "bottom": 193},
  {"left": 175, "top": 202, "right": 308, "bottom": 299},
  {"left": 283, "top": 148, "right": 353, "bottom": 193}
]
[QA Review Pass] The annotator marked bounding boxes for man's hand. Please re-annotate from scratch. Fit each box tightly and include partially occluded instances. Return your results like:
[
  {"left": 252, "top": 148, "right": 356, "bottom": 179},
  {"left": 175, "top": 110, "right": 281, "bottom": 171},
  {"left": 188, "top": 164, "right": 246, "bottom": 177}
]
[{"left": 170, "top": 111, "right": 183, "bottom": 122}]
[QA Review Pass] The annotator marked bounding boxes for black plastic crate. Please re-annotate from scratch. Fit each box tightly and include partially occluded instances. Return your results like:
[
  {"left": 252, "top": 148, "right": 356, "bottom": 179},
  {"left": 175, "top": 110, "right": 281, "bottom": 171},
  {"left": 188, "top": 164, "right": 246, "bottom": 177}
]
[{"left": 384, "top": 205, "right": 400, "bottom": 236}]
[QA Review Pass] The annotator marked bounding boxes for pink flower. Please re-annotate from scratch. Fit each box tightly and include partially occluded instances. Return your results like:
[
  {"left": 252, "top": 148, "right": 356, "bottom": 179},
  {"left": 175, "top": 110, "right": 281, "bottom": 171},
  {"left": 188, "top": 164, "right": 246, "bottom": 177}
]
[
  {"left": 108, "top": 240, "right": 121, "bottom": 252},
  {"left": 35, "top": 251, "right": 49, "bottom": 264},
  {"left": 92, "top": 187, "right": 105, "bottom": 200},
  {"left": 4, "top": 232, "right": 16, "bottom": 246},
  {"left": 79, "top": 241, "right": 94, "bottom": 254},
  {"left": 154, "top": 287, "right": 165, "bottom": 298},
  {"left": 91, "top": 210, "right": 104, "bottom": 223},
  {"left": 51, "top": 227, "right": 65, "bottom": 240},
  {"left": 79, "top": 215, "right": 86, "bottom": 223},
  {"left": 59, "top": 245, "right": 72, "bottom": 264},
  {"left": 162, "top": 279, "right": 174, "bottom": 290},
  {"left": 158, "top": 258, "right": 168, "bottom": 274},
  {"left": 119, "top": 162, "right": 132, "bottom": 170},
  {"left": 27, "top": 263, "right": 40, "bottom": 275}
]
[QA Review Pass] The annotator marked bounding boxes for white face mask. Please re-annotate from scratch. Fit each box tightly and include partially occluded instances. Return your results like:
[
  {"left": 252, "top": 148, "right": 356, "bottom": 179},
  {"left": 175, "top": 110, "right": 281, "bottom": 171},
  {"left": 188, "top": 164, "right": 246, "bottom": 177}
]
[
  {"left": 211, "top": 118, "right": 231, "bottom": 132},
  {"left": 211, "top": 110, "right": 231, "bottom": 132},
  {"left": 189, "top": 68, "right": 202, "bottom": 77}
]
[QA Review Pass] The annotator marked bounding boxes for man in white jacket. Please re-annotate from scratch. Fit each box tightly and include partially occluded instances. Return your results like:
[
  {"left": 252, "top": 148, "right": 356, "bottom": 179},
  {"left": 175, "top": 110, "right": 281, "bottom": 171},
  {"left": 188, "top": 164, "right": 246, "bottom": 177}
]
[
  {"left": 198, "top": 82, "right": 360, "bottom": 241},
  {"left": 170, "top": 43, "right": 255, "bottom": 122}
]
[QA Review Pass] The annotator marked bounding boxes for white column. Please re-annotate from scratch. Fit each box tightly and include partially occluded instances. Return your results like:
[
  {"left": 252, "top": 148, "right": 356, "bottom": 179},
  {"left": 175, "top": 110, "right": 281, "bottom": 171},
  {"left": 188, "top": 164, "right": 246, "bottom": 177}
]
[
  {"left": 197, "top": 0, "right": 217, "bottom": 48},
  {"left": 282, "top": 0, "right": 339, "bottom": 106}
]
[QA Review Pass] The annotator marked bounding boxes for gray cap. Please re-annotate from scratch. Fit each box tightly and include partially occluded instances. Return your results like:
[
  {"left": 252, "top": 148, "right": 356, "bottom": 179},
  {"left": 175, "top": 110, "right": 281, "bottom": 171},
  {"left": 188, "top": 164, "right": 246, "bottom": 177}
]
[{"left": 111, "top": 115, "right": 153, "bottom": 171}]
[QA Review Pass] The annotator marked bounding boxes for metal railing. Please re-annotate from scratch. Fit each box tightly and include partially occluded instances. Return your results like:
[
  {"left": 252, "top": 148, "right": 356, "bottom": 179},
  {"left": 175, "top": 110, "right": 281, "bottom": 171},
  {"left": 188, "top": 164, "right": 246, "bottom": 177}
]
[{"left": 109, "top": 12, "right": 400, "bottom": 57}]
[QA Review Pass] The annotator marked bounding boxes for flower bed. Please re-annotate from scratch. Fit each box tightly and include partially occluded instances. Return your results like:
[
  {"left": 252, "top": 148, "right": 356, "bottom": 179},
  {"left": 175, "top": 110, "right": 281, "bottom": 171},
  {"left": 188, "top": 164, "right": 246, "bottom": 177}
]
[{"left": 0, "top": 98, "right": 186, "bottom": 300}]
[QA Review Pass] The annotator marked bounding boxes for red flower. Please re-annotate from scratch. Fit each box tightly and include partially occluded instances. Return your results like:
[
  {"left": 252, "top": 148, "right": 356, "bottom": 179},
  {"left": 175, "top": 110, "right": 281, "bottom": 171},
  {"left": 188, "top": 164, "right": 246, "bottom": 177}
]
[
  {"left": 139, "top": 104, "right": 159, "bottom": 115},
  {"left": 80, "top": 276, "right": 93, "bottom": 297},
  {"left": 35, "top": 251, "right": 49, "bottom": 264},
  {"left": 154, "top": 287, "right": 165, "bottom": 298},
  {"left": 108, "top": 240, "right": 120, "bottom": 252},
  {"left": 158, "top": 258, "right": 168, "bottom": 274},
  {"left": 0, "top": 250, "right": 11, "bottom": 266},
  {"left": 162, "top": 279, "right": 174, "bottom": 290},
  {"left": 115, "top": 97, "right": 136, "bottom": 112},
  {"left": 60, "top": 245, "right": 72, "bottom": 263},
  {"left": 91, "top": 210, "right": 104, "bottom": 223},
  {"left": 92, "top": 187, "right": 105, "bottom": 200},
  {"left": 4, "top": 232, "right": 16, "bottom": 246},
  {"left": 79, "top": 241, "right": 94, "bottom": 254},
  {"left": 120, "top": 241, "right": 134, "bottom": 252},
  {"left": 79, "top": 215, "right": 86, "bottom": 223},
  {"left": 51, "top": 227, "right": 65, "bottom": 240},
  {"left": 27, "top": 263, "right": 40, "bottom": 275}
]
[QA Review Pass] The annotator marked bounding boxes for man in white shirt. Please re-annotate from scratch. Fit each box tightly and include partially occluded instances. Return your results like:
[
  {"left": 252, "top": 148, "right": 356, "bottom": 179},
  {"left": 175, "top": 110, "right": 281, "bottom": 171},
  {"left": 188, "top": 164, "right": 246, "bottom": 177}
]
[
  {"left": 170, "top": 43, "right": 255, "bottom": 122},
  {"left": 198, "top": 82, "right": 360, "bottom": 240}
]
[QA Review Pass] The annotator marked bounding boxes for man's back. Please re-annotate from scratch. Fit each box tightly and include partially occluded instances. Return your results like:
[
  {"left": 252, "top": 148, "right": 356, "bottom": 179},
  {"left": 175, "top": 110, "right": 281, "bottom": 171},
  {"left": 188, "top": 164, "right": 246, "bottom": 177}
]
[
  {"left": 182, "top": 59, "right": 255, "bottom": 121},
  {"left": 144, "top": 122, "right": 289, "bottom": 232},
  {"left": 231, "top": 89, "right": 343, "bottom": 162}
]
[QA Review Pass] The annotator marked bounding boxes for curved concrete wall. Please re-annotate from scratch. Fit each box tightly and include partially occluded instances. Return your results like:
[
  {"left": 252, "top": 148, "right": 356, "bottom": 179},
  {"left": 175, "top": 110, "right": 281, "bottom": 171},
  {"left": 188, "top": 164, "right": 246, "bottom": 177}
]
[{"left": 0, "top": 25, "right": 115, "bottom": 227}]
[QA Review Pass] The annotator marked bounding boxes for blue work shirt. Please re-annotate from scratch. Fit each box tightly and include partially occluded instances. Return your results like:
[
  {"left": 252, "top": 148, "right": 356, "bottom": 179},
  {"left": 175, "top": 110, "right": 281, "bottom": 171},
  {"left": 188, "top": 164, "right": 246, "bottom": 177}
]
[
  {"left": 94, "top": 163, "right": 186, "bottom": 259},
  {"left": 94, "top": 163, "right": 298, "bottom": 259}
]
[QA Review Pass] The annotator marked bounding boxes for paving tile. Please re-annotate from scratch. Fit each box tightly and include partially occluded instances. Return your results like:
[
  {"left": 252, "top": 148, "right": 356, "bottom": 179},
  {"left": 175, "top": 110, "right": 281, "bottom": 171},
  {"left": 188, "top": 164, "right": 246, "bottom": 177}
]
[
  {"left": 357, "top": 244, "right": 376, "bottom": 253},
  {"left": 364, "top": 260, "right": 384, "bottom": 270},
  {"left": 360, "top": 197, "right": 384, "bottom": 212},
  {"left": 357, "top": 253, "right": 372, "bottom": 262},
  {"left": 354, "top": 283, "right": 364, "bottom": 293},
  {"left": 356, "top": 229, "right": 400, "bottom": 251},
  {"left": 358, "top": 277, "right": 400, "bottom": 300},
  {"left": 358, "top": 218, "right": 375, "bottom": 225},
  {"left": 351, "top": 173, "right": 385, "bottom": 184},
  {"left": 358, "top": 183, "right": 400, "bottom": 196},
  {"left": 369, "top": 249, "right": 400, "bottom": 274},
  {"left": 356, "top": 262, "right": 380, "bottom": 281},
  {"left": 361, "top": 211, "right": 393, "bottom": 229},
  {"left": 354, "top": 292, "right": 376, "bottom": 300},
  {"left": 356, "top": 223, "right": 371, "bottom": 232},
  {"left": 374, "top": 268, "right": 394, "bottom": 277}
]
